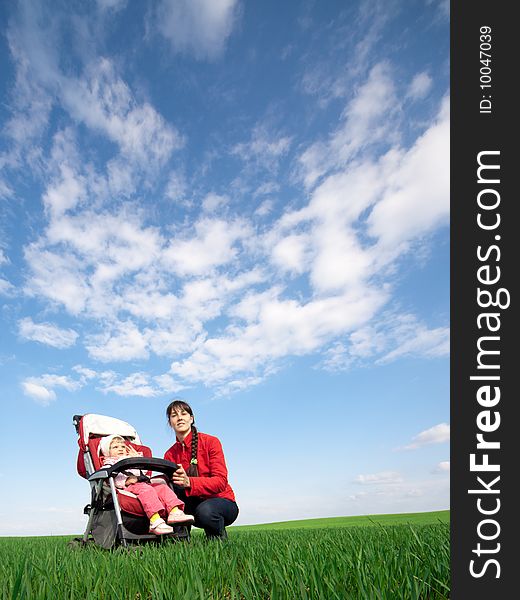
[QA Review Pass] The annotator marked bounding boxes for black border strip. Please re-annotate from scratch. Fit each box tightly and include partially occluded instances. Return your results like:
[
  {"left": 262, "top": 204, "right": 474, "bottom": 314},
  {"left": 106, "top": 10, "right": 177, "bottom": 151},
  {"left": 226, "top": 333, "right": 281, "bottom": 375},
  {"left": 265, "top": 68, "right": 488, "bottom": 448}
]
[{"left": 451, "top": 2, "right": 514, "bottom": 597}]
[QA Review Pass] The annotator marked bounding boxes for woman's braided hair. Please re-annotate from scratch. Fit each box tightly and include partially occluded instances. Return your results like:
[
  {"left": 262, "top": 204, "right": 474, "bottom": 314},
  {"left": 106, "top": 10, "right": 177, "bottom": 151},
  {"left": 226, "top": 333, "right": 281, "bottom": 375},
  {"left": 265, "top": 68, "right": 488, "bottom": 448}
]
[{"left": 166, "top": 399, "right": 199, "bottom": 477}]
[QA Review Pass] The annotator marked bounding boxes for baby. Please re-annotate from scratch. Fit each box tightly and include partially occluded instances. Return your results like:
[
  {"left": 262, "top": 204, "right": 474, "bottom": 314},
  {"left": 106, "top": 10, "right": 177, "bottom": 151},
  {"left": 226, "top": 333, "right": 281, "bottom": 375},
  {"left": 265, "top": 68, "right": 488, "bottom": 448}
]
[{"left": 100, "top": 434, "right": 194, "bottom": 535}]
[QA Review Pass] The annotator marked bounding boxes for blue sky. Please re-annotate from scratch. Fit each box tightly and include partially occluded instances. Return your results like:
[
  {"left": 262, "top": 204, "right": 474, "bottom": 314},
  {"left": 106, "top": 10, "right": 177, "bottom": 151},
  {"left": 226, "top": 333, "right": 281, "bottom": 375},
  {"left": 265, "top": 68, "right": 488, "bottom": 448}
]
[{"left": 0, "top": 0, "right": 449, "bottom": 536}]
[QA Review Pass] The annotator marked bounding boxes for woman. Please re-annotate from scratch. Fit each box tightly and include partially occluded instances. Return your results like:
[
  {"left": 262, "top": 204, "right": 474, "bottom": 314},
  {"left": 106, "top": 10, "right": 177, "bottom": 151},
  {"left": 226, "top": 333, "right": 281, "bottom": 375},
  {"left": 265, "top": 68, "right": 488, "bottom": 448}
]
[{"left": 164, "top": 399, "right": 239, "bottom": 540}]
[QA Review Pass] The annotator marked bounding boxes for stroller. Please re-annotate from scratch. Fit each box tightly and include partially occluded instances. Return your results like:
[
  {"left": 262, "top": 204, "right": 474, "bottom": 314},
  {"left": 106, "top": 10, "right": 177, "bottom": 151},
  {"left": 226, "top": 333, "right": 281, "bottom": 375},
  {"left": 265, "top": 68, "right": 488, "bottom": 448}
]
[{"left": 74, "top": 413, "right": 190, "bottom": 548}]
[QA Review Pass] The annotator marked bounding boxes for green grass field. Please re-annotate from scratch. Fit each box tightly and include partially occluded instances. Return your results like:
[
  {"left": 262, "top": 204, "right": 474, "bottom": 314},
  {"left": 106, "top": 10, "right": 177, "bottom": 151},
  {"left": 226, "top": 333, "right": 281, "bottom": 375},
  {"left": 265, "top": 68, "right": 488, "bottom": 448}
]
[
  {"left": 234, "top": 509, "right": 450, "bottom": 531},
  {"left": 1, "top": 511, "right": 450, "bottom": 599}
]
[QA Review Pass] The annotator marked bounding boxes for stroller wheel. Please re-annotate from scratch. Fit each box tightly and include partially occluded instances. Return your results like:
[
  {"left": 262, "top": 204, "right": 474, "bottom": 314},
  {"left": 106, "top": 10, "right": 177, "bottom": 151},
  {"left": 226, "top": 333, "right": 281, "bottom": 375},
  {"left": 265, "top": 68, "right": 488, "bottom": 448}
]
[
  {"left": 172, "top": 524, "right": 191, "bottom": 542},
  {"left": 114, "top": 545, "right": 145, "bottom": 555},
  {"left": 67, "top": 537, "right": 92, "bottom": 550}
]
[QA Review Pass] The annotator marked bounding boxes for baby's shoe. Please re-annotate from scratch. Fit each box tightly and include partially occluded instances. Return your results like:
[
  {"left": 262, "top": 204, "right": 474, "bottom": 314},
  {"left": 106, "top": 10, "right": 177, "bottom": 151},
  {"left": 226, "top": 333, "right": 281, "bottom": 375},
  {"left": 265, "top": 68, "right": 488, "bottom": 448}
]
[
  {"left": 149, "top": 518, "right": 173, "bottom": 535},
  {"left": 167, "top": 509, "right": 195, "bottom": 525}
]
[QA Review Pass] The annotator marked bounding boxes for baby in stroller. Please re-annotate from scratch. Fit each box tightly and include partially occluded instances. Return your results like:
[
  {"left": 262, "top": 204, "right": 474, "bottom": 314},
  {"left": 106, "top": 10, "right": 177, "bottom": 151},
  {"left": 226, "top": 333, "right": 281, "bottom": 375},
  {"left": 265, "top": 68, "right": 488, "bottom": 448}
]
[{"left": 100, "top": 434, "right": 194, "bottom": 535}]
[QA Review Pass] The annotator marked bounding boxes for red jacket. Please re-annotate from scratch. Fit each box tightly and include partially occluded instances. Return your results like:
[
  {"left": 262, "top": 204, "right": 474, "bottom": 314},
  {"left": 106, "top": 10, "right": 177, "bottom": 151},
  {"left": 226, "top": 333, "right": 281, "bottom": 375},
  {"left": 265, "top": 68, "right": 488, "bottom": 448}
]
[{"left": 164, "top": 430, "right": 236, "bottom": 502}]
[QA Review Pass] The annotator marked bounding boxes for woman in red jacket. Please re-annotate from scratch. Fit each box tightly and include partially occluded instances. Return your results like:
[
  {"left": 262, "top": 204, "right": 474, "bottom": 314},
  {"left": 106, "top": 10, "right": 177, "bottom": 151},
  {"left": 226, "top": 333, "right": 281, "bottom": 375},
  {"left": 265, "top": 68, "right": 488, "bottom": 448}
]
[{"left": 164, "top": 399, "right": 239, "bottom": 540}]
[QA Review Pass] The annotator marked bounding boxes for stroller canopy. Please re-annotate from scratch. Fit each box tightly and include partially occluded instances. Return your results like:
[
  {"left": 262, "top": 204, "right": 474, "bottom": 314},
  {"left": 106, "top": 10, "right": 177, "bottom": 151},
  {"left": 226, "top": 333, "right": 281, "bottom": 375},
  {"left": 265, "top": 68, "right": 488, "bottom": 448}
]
[
  {"left": 76, "top": 413, "right": 142, "bottom": 450},
  {"left": 75, "top": 413, "right": 147, "bottom": 478}
]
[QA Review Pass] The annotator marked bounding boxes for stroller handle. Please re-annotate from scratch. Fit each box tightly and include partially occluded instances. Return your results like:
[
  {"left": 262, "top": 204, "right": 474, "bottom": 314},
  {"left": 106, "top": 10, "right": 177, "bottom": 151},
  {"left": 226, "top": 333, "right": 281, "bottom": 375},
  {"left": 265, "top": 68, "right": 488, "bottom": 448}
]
[
  {"left": 88, "top": 457, "right": 179, "bottom": 481},
  {"left": 73, "top": 414, "right": 83, "bottom": 434}
]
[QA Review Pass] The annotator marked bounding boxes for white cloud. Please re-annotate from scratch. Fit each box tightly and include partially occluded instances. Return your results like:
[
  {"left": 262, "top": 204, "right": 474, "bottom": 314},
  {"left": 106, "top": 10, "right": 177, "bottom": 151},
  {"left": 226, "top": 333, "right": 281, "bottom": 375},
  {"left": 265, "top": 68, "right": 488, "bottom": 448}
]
[
  {"left": 156, "top": 0, "right": 239, "bottom": 60},
  {"left": 25, "top": 201, "right": 165, "bottom": 319},
  {"left": 43, "top": 163, "right": 86, "bottom": 218},
  {"left": 434, "top": 461, "right": 450, "bottom": 473},
  {"left": 287, "top": 93, "right": 449, "bottom": 300},
  {"left": 21, "top": 381, "right": 57, "bottom": 405},
  {"left": 163, "top": 218, "right": 250, "bottom": 276},
  {"left": 355, "top": 471, "right": 403, "bottom": 485},
  {"left": 21, "top": 101, "right": 449, "bottom": 389},
  {"left": 254, "top": 199, "right": 274, "bottom": 217},
  {"left": 295, "top": 81, "right": 450, "bottom": 303},
  {"left": 96, "top": 0, "right": 127, "bottom": 13},
  {"left": 153, "top": 373, "right": 186, "bottom": 394},
  {"left": 24, "top": 244, "right": 90, "bottom": 315},
  {"left": 407, "top": 72, "right": 433, "bottom": 100},
  {"left": 20, "top": 365, "right": 185, "bottom": 402},
  {"left": 6, "top": 11, "right": 181, "bottom": 192},
  {"left": 21, "top": 84, "right": 448, "bottom": 388},
  {"left": 232, "top": 125, "right": 292, "bottom": 173},
  {"left": 0, "top": 278, "right": 15, "bottom": 296},
  {"left": 430, "top": 0, "right": 450, "bottom": 19},
  {"left": 18, "top": 317, "right": 79, "bottom": 349},
  {"left": 311, "top": 224, "right": 373, "bottom": 295},
  {"left": 267, "top": 160, "right": 384, "bottom": 294},
  {"left": 61, "top": 58, "right": 182, "bottom": 168},
  {"left": 299, "top": 62, "right": 397, "bottom": 188},
  {"left": 4, "top": 21, "right": 55, "bottom": 150},
  {"left": 348, "top": 326, "right": 387, "bottom": 359},
  {"left": 98, "top": 370, "right": 186, "bottom": 397},
  {"left": 72, "top": 365, "right": 98, "bottom": 382},
  {"left": 35, "top": 374, "right": 82, "bottom": 390},
  {"left": 379, "top": 324, "right": 449, "bottom": 363},
  {"left": 0, "top": 175, "right": 14, "bottom": 199},
  {"left": 253, "top": 182, "right": 279, "bottom": 198},
  {"left": 9, "top": 11, "right": 448, "bottom": 397},
  {"left": 271, "top": 233, "right": 310, "bottom": 275},
  {"left": 147, "top": 325, "right": 200, "bottom": 358},
  {"left": 101, "top": 372, "right": 159, "bottom": 397},
  {"left": 367, "top": 96, "right": 450, "bottom": 251},
  {"left": 202, "top": 192, "right": 228, "bottom": 213},
  {"left": 320, "top": 314, "right": 449, "bottom": 372},
  {"left": 165, "top": 169, "right": 188, "bottom": 203},
  {"left": 21, "top": 373, "right": 81, "bottom": 405},
  {"left": 85, "top": 321, "right": 150, "bottom": 362},
  {"left": 46, "top": 212, "right": 161, "bottom": 277},
  {"left": 403, "top": 423, "right": 450, "bottom": 450},
  {"left": 171, "top": 286, "right": 387, "bottom": 388}
]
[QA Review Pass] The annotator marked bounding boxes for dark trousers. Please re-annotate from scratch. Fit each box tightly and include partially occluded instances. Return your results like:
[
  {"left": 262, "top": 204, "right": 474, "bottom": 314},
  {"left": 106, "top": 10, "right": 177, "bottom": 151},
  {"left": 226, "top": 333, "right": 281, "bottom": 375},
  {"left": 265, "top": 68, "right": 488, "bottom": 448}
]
[{"left": 175, "top": 488, "right": 239, "bottom": 538}]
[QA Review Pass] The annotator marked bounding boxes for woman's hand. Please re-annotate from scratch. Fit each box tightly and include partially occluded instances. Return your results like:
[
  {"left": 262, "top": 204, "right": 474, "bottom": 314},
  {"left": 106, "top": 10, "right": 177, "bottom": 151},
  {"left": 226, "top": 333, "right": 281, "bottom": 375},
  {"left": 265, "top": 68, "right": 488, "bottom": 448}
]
[{"left": 172, "top": 465, "right": 191, "bottom": 489}]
